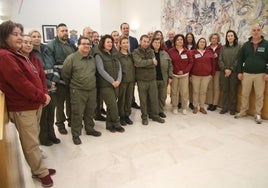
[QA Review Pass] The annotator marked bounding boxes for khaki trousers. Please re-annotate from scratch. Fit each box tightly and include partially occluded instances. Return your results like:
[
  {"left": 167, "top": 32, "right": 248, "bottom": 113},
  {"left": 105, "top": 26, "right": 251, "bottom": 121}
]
[
  {"left": 192, "top": 75, "right": 211, "bottom": 108},
  {"left": 171, "top": 76, "right": 189, "bottom": 109},
  {"left": 207, "top": 71, "right": 220, "bottom": 105},
  {"left": 9, "top": 107, "right": 49, "bottom": 178},
  {"left": 240, "top": 73, "right": 265, "bottom": 115}
]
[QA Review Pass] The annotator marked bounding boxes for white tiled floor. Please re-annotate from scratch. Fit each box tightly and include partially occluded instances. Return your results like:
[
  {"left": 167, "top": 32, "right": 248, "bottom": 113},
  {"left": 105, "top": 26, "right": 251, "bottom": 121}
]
[{"left": 22, "top": 95, "right": 268, "bottom": 188}]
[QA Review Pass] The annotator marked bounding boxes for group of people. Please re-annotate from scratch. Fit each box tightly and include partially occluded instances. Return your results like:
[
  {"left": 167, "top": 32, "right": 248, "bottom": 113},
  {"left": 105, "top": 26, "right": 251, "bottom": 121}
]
[{"left": 0, "top": 19, "right": 267, "bottom": 187}]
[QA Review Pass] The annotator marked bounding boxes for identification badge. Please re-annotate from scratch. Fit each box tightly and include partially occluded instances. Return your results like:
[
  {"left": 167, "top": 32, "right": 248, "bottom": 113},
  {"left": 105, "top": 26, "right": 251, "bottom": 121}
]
[
  {"left": 181, "top": 54, "right": 188, "bottom": 59},
  {"left": 195, "top": 53, "right": 201, "bottom": 58},
  {"left": 257, "top": 47, "right": 265, "bottom": 52}
]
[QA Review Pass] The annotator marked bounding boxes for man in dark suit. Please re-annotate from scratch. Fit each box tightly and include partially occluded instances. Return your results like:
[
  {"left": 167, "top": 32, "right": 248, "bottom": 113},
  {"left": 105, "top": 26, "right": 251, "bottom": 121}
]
[{"left": 120, "top": 22, "right": 140, "bottom": 109}]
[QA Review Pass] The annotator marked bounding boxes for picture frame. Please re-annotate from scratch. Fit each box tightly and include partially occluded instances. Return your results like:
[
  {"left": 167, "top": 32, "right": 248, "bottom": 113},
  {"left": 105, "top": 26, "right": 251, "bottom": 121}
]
[{"left": 42, "top": 25, "right": 57, "bottom": 43}]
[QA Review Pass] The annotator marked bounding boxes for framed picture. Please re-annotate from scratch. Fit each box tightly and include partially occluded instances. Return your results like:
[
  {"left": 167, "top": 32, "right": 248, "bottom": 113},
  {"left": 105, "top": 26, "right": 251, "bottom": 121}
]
[{"left": 42, "top": 25, "right": 57, "bottom": 43}]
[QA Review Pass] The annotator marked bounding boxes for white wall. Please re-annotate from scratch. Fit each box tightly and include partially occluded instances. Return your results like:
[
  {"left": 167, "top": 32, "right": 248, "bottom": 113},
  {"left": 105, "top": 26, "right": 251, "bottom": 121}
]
[{"left": 10, "top": 0, "right": 161, "bottom": 40}]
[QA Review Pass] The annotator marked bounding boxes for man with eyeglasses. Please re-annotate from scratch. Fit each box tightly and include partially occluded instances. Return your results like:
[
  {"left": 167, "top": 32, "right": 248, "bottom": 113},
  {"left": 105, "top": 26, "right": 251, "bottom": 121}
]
[
  {"left": 61, "top": 37, "right": 100, "bottom": 145},
  {"left": 47, "top": 23, "right": 77, "bottom": 135},
  {"left": 235, "top": 23, "right": 268, "bottom": 124}
]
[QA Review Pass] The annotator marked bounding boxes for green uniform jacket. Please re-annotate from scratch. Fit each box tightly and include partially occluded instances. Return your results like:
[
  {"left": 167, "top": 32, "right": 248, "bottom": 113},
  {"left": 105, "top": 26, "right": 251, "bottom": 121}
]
[
  {"left": 219, "top": 44, "right": 241, "bottom": 72},
  {"left": 132, "top": 46, "right": 156, "bottom": 81},
  {"left": 117, "top": 52, "right": 135, "bottom": 83},
  {"left": 158, "top": 50, "right": 173, "bottom": 84},
  {"left": 61, "top": 51, "right": 96, "bottom": 90},
  {"left": 237, "top": 36, "right": 268, "bottom": 74}
]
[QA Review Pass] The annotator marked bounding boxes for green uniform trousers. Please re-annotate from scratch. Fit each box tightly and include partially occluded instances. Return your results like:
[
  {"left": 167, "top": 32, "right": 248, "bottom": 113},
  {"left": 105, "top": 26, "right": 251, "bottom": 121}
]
[
  {"left": 70, "top": 88, "right": 96, "bottom": 137},
  {"left": 118, "top": 82, "right": 134, "bottom": 117},
  {"left": 55, "top": 84, "right": 71, "bottom": 128},
  {"left": 137, "top": 80, "right": 159, "bottom": 119},
  {"left": 100, "top": 87, "right": 120, "bottom": 128},
  {"left": 220, "top": 72, "right": 238, "bottom": 112}
]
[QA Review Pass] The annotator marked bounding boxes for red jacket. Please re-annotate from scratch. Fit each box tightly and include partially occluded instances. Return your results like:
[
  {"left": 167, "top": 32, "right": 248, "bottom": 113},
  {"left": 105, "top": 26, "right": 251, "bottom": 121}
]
[
  {"left": 0, "top": 49, "right": 48, "bottom": 111},
  {"left": 191, "top": 49, "right": 215, "bottom": 76},
  {"left": 206, "top": 44, "right": 222, "bottom": 71},
  {"left": 168, "top": 47, "right": 193, "bottom": 75}
]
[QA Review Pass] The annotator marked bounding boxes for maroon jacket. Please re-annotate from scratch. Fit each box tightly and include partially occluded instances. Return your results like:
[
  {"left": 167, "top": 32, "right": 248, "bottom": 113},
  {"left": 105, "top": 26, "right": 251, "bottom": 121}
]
[
  {"left": 191, "top": 49, "right": 215, "bottom": 76},
  {"left": 206, "top": 44, "right": 222, "bottom": 71},
  {"left": 0, "top": 49, "right": 48, "bottom": 111},
  {"left": 168, "top": 47, "right": 193, "bottom": 75}
]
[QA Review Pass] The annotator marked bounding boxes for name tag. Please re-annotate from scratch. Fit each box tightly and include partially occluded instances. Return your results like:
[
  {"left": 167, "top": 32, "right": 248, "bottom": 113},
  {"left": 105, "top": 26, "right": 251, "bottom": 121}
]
[
  {"left": 181, "top": 54, "right": 187, "bottom": 59},
  {"left": 257, "top": 47, "right": 265, "bottom": 52},
  {"left": 195, "top": 53, "right": 202, "bottom": 58}
]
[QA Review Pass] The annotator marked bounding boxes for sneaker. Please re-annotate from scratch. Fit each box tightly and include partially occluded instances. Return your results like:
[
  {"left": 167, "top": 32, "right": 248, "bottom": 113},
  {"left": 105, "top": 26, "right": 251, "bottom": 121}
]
[
  {"left": 38, "top": 174, "right": 53, "bottom": 187},
  {"left": 173, "top": 108, "right": 178, "bottom": 114},
  {"left": 86, "top": 129, "right": 102, "bottom": 137},
  {"left": 182, "top": 109, "right": 187, "bottom": 115},
  {"left": 200, "top": 108, "right": 207, "bottom": 114},
  {"left": 125, "top": 116, "right": 133, "bottom": 124},
  {"left": 152, "top": 117, "right": 165, "bottom": 123},
  {"left": 72, "top": 136, "right": 81, "bottom": 145},
  {"left": 40, "top": 148, "right": 47, "bottom": 159},
  {"left": 234, "top": 113, "right": 247, "bottom": 119},
  {"left": 32, "top": 169, "right": 56, "bottom": 178},
  {"left": 192, "top": 107, "right": 198, "bottom": 114},
  {"left": 255, "top": 114, "right": 262, "bottom": 124},
  {"left": 142, "top": 118, "right": 148, "bottom": 125}
]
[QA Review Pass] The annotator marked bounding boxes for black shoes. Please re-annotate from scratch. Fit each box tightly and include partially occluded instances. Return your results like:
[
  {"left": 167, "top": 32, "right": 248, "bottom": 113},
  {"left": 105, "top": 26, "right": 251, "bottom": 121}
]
[
  {"left": 72, "top": 136, "right": 81, "bottom": 145},
  {"left": 125, "top": 116, "right": 133, "bottom": 124},
  {"left": 132, "top": 102, "right": 140, "bottom": 109},
  {"left": 94, "top": 115, "right": 106, "bottom": 121},
  {"left": 58, "top": 127, "right": 68, "bottom": 135},
  {"left": 106, "top": 126, "right": 125, "bottom": 133},
  {"left": 142, "top": 118, "right": 148, "bottom": 125},
  {"left": 100, "top": 108, "right": 107, "bottom": 115},
  {"left": 159, "top": 112, "right": 166, "bottom": 118},
  {"left": 207, "top": 104, "right": 217, "bottom": 111},
  {"left": 40, "top": 140, "right": 53, "bottom": 146},
  {"left": 230, "top": 110, "right": 236, "bottom": 115},
  {"left": 189, "top": 103, "right": 194, "bottom": 110},
  {"left": 50, "top": 137, "right": 61, "bottom": 144},
  {"left": 152, "top": 117, "right": 165, "bottom": 123},
  {"left": 120, "top": 117, "right": 127, "bottom": 126},
  {"left": 86, "top": 129, "right": 102, "bottom": 137},
  {"left": 220, "top": 109, "right": 228, "bottom": 114}
]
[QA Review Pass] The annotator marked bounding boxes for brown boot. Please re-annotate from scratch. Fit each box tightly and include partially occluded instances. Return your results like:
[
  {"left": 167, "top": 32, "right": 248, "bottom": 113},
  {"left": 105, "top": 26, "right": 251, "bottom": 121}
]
[
  {"left": 200, "top": 108, "right": 207, "bottom": 114},
  {"left": 193, "top": 107, "right": 198, "bottom": 114}
]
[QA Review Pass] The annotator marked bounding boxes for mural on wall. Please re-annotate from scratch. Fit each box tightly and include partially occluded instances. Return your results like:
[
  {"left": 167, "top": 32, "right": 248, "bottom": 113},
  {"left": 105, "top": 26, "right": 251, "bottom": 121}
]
[{"left": 161, "top": 0, "right": 268, "bottom": 43}]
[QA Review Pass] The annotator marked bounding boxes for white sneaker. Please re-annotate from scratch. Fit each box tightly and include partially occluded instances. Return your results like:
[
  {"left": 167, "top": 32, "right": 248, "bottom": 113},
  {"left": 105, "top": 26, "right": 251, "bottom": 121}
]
[
  {"left": 173, "top": 108, "right": 178, "bottom": 114},
  {"left": 255, "top": 114, "right": 262, "bottom": 124},
  {"left": 40, "top": 148, "right": 47, "bottom": 159},
  {"left": 182, "top": 109, "right": 187, "bottom": 115}
]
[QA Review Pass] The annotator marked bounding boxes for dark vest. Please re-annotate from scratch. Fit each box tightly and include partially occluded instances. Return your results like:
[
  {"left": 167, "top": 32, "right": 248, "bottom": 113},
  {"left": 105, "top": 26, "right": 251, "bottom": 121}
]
[{"left": 97, "top": 50, "right": 120, "bottom": 88}]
